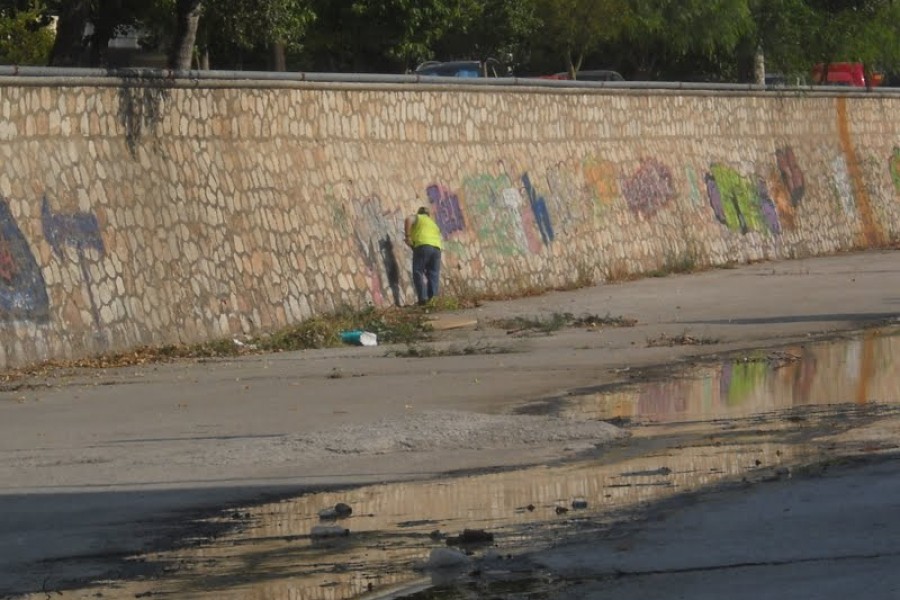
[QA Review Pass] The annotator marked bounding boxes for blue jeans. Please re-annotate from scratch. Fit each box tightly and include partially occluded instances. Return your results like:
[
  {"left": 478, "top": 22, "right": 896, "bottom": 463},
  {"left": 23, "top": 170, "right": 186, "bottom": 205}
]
[{"left": 412, "top": 244, "right": 441, "bottom": 304}]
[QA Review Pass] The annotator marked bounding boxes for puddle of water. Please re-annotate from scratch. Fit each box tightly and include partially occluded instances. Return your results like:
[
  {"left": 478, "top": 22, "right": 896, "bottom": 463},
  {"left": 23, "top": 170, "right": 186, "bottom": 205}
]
[
  {"left": 561, "top": 329, "right": 900, "bottom": 426},
  {"left": 33, "top": 330, "right": 900, "bottom": 600}
]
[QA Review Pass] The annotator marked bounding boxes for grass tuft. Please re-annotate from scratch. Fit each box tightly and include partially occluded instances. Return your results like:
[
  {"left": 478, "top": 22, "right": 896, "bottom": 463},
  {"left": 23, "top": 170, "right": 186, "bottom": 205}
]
[
  {"left": 490, "top": 312, "right": 637, "bottom": 335},
  {"left": 389, "top": 342, "right": 513, "bottom": 358},
  {"left": 646, "top": 331, "right": 718, "bottom": 347}
]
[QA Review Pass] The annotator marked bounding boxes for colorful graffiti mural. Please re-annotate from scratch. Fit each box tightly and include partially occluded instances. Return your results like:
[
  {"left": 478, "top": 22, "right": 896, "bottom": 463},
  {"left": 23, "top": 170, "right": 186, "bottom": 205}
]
[
  {"left": 425, "top": 184, "right": 466, "bottom": 238},
  {"left": 621, "top": 159, "right": 676, "bottom": 217},
  {"left": 705, "top": 164, "right": 780, "bottom": 235},
  {"left": 460, "top": 173, "right": 527, "bottom": 257},
  {"left": 0, "top": 198, "right": 50, "bottom": 322}
]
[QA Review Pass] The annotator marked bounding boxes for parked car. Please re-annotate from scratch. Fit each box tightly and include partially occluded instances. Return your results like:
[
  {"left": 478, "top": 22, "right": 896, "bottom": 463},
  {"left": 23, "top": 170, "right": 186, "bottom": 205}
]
[
  {"left": 414, "top": 59, "right": 504, "bottom": 78},
  {"left": 570, "top": 69, "right": 625, "bottom": 82},
  {"left": 812, "top": 62, "right": 883, "bottom": 87},
  {"left": 539, "top": 69, "right": 624, "bottom": 82}
]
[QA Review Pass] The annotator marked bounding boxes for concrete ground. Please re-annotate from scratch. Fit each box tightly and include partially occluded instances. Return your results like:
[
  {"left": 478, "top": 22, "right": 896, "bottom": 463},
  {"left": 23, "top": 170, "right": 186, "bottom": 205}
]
[
  {"left": 511, "top": 455, "right": 900, "bottom": 600},
  {"left": 1, "top": 250, "right": 899, "bottom": 597}
]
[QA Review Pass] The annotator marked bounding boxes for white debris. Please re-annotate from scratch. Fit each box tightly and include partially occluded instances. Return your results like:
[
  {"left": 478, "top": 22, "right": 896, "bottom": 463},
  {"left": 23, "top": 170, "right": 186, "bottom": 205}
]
[{"left": 426, "top": 547, "right": 472, "bottom": 570}]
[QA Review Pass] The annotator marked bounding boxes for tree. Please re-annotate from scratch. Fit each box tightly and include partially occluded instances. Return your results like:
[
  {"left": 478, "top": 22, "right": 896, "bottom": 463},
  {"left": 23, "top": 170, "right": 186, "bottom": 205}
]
[
  {"left": 303, "top": 0, "right": 488, "bottom": 73},
  {"left": 534, "top": 0, "right": 630, "bottom": 76},
  {"left": 618, "top": 0, "right": 753, "bottom": 79},
  {"left": 45, "top": 0, "right": 172, "bottom": 67},
  {"left": 0, "top": 2, "right": 54, "bottom": 65},
  {"left": 431, "top": 0, "right": 540, "bottom": 69},
  {"left": 169, "top": 0, "right": 201, "bottom": 69},
  {"left": 48, "top": 0, "right": 91, "bottom": 66},
  {"left": 810, "top": 0, "right": 900, "bottom": 82},
  {"left": 202, "top": 0, "right": 315, "bottom": 70}
]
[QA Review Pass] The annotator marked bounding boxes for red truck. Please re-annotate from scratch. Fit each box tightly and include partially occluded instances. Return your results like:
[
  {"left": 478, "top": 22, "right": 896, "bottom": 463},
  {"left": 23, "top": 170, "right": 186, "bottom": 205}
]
[{"left": 812, "top": 62, "right": 884, "bottom": 87}]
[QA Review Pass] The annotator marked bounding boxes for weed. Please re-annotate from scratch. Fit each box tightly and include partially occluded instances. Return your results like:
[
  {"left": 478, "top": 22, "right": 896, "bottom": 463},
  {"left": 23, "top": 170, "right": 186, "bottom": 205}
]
[
  {"left": 0, "top": 305, "right": 437, "bottom": 381},
  {"left": 646, "top": 332, "right": 719, "bottom": 347},
  {"left": 604, "top": 259, "right": 639, "bottom": 283},
  {"left": 389, "top": 343, "right": 513, "bottom": 358},
  {"left": 734, "top": 350, "right": 802, "bottom": 368},
  {"left": 491, "top": 312, "right": 637, "bottom": 335},
  {"left": 490, "top": 313, "right": 569, "bottom": 335},
  {"left": 571, "top": 313, "right": 638, "bottom": 328},
  {"left": 554, "top": 261, "right": 595, "bottom": 291},
  {"left": 648, "top": 249, "right": 700, "bottom": 278}
]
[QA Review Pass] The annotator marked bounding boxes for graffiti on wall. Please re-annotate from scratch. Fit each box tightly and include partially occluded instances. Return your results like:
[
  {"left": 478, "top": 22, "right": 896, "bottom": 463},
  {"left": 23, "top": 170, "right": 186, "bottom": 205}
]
[
  {"left": 583, "top": 158, "right": 618, "bottom": 206},
  {"left": 776, "top": 147, "right": 806, "bottom": 206},
  {"left": 497, "top": 161, "right": 544, "bottom": 253},
  {"left": 684, "top": 166, "right": 703, "bottom": 208},
  {"left": 545, "top": 161, "right": 592, "bottom": 237},
  {"left": 0, "top": 195, "right": 105, "bottom": 326},
  {"left": 830, "top": 155, "right": 857, "bottom": 218},
  {"left": 767, "top": 173, "right": 796, "bottom": 231},
  {"left": 621, "top": 158, "right": 676, "bottom": 217},
  {"left": 460, "top": 173, "right": 527, "bottom": 257},
  {"left": 705, "top": 164, "right": 780, "bottom": 235},
  {"left": 521, "top": 172, "right": 555, "bottom": 245},
  {"left": 333, "top": 190, "right": 403, "bottom": 307},
  {"left": 425, "top": 184, "right": 466, "bottom": 238},
  {"left": 42, "top": 197, "right": 106, "bottom": 330},
  {"left": 891, "top": 147, "right": 900, "bottom": 193},
  {"left": 0, "top": 198, "right": 50, "bottom": 322}
]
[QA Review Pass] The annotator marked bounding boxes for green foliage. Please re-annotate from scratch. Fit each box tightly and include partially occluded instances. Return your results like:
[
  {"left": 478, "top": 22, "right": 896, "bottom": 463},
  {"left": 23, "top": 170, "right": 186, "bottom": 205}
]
[
  {"left": 2, "top": 0, "right": 897, "bottom": 81},
  {"left": 534, "top": 0, "right": 630, "bottom": 75},
  {"left": 432, "top": 0, "right": 540, "bottom": 67},
  {"left": 205, "top": 0, "right": 315, "bottom": 51},
  {"left": 0, "top": 3, "right": 54, "bottom": 65}
]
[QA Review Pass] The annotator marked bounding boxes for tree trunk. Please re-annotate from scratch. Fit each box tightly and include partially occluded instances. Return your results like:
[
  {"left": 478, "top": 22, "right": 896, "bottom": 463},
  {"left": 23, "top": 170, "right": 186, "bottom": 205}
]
[
  {"left": 49, "top": 0, "right": 92, "bottom": 67},
  {"left": 271, "top": 42, "right": 287, "bottom": 72},
  {"left": 169, "top": 0, "right": 203, "bottom": 71},
  {"left": 754, "top": 45, "right": 765, "bottom": 85}
]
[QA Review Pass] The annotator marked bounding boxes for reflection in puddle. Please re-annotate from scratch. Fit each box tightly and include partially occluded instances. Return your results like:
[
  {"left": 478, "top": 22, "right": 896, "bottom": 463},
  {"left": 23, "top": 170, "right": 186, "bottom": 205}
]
[
  {"left": 42, "top": 331, "right": 900, "bottom": 600},
  {"left": 563, "top": 330, "right": 899, "bottom": 426}
]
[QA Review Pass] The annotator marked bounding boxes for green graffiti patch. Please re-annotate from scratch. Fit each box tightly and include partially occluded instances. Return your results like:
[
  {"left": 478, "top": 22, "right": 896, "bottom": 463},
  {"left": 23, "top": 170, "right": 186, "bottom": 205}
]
[
  {"left": 462, "top": 173, "right": 527, "bottom": 257},
  {"left": 709, "top": 164, "right": 767, "bottom": 233}
]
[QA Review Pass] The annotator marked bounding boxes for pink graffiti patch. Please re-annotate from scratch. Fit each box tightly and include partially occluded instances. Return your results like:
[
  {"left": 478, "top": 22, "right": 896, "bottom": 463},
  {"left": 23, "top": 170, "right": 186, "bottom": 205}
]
[
  {"left": 776, "top": 147, "right": 805, "bottom": 206},
  {"left": 622, "top": 159, "right": 676, "bottom": 217}
]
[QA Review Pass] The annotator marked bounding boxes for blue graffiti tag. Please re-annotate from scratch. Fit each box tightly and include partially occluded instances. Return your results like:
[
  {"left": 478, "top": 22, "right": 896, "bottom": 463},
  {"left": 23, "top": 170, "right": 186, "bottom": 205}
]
[
  {"left": 0, "top": 198, "right": 50, "bottom": 322},
  {"left": 521, "top": 173, "right": 555, "bottom": 244}
]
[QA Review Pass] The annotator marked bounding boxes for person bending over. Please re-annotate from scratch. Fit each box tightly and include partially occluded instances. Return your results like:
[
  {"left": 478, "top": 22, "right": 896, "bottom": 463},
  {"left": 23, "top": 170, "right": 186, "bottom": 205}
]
[{"left": 404, "top": 206, "right": 443, "bottom": 306}]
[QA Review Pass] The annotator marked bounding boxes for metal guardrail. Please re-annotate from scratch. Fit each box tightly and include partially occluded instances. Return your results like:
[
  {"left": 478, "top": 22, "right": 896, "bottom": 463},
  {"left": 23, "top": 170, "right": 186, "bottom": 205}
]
[{"left": 0, "top": 65, "right": 898, "bottom": 95}]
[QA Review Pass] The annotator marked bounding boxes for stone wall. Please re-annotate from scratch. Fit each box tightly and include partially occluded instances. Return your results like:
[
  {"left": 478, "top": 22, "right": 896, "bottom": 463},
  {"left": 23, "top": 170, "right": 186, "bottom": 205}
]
[{"left": 0, "top": 78, "right": 898, "bottom": 369}]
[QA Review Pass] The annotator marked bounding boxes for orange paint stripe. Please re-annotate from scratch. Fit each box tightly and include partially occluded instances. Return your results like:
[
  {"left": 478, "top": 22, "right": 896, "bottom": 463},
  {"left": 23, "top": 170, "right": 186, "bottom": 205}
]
[{"left": 836, "top": 98, "right": 885, "bottom": 247}]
